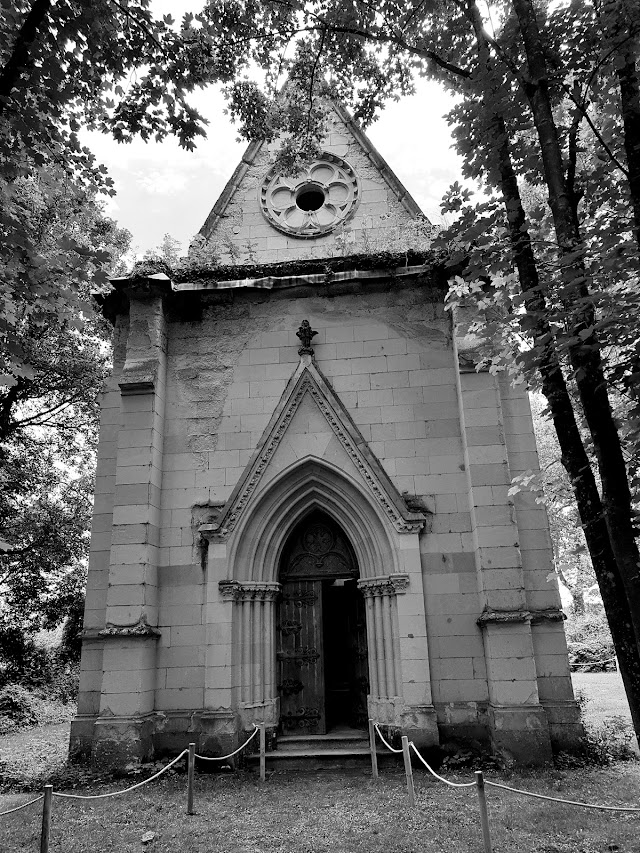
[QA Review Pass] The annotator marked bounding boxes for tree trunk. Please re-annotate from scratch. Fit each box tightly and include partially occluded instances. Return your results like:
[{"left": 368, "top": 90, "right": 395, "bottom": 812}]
[
  {"left": 464, "top": 0, "right": 640, "bottom": 741},
  {"left": 0, "top": 0, "right": 53, "bottom": 115},
  {"left": 492, "top": 112, "right": 640, "bottom": 742},
  {"left": 511, "top": 0, "right": 640, "bottom": 648},
  {"left": 601, "top": 0, "right": 640, "bottom": 254}
]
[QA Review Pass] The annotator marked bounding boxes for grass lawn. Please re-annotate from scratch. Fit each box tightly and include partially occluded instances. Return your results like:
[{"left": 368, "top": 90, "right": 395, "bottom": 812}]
[
  {"left": 0, "top": 673, "right": 638, "bottom": 852},
  {"left": 1, "top": 764, "right": 639, "bottom": 853}
]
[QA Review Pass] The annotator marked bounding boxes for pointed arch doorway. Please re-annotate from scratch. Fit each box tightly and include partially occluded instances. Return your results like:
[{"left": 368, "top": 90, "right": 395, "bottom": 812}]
[{"left": 277, "top": 510, "right": 369, "bottom": 735}]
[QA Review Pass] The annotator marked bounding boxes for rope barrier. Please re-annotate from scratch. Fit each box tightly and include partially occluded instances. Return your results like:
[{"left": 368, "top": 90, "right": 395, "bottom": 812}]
[
  {"left": 409, "top": 742, "right": 476, "bottom": 788},
  {"left": 373, "top": 723, "right": 403, "bottom": 753},
  {"left": 484, "top": 780, "right": 640, "bottom": 812},
  {"left": 571, "top": 657, "right": 617, "bottom": 669},
  {"left": 53, "top": 749, "right": 189, "bottom": 800},
  {"left": 194, "top": 724, "right": 259, "bottom": 761},
  {"left": 369, "top": 721, "right": 640, "bottom": 814},
  {"left": 0, "top": 795, "right": 44, "bottom": 817}
]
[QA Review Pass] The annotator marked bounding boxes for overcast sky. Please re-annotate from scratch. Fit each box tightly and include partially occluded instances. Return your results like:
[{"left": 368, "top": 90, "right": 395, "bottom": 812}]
[{"left": 82, "top": 23, "right": 464, "bottom": 258}]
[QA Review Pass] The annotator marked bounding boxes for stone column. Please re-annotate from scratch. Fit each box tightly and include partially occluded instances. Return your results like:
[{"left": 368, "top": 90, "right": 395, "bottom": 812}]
[
  {"left": 219, "top": 580, "right": 281, "bottom": 731},
  {"left": 358, "top": 573, "right": 438, "bottom": 746},
  {"left": 453, "top": 354, "right": 552, "bottom": 763},
  {"left": 92, "top": 280, "right": 169, "bottom": 766}
]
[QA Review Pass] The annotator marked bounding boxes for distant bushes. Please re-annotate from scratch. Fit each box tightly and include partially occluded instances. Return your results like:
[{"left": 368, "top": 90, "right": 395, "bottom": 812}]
[
  {"left": 0, "top": 622, "right": 80, "bottom": 734},
  {"left": 566, "top": 609, "right": 616, "bottom": 672}
]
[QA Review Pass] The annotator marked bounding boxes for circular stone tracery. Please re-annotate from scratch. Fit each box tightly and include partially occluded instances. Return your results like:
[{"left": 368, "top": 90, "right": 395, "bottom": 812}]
[{"left": 260, "top": 153, "right": 360, "bottom": 238}]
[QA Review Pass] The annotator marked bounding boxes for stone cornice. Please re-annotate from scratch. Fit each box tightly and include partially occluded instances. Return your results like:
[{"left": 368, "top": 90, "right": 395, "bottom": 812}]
[
  {"left": 530, "top": 608, "right": 566, "bottom": 624},
  {"left": 357, "top": 573, "right": 410, "bottom": 597},
  {"left": 219, "top": 580, "right": 281, "bottom": 601},
  {"left": 477, "top": 609, "right": 531, "bottom": 626},
  {"left": 95, "top": 616, "right": 161, "bottom": 639},
  {"left": 477, "top": 608, "right": 566, "bottom": 627}
]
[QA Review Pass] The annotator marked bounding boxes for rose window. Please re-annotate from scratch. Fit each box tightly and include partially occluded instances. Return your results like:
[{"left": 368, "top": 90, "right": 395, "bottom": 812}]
[{"left": 260, "top": 153, "right": 360, "bottom": 238}]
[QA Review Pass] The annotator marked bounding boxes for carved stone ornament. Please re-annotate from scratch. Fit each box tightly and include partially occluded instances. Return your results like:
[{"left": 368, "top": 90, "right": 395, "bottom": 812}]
[
  {"left": 357, "top": 573, "right": 410, "bottom": 598},
  {"left": 98, "top": 615, "right": 161, "bottom": 639},
  {"left": 201, "top": 364, "right": 427, "bottom": 540},
  {"left": 296, "top": 320, "right": 318, "bottom": 356},
  {"left": 260, "top": 153, "right": 360, "bottom": 238},
  {"left": 218, "top": 580, "right": 281, "bottom": 601}
]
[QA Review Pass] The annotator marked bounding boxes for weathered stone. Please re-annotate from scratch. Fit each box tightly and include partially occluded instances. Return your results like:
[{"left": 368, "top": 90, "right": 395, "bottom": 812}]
[{"left": 72, "top": 97, "right": 583, "bottom": 769}]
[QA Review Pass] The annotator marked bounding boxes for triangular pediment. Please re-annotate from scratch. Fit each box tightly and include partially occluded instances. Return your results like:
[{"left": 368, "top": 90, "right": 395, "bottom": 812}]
[
  {"left": 194, "top": 101, "right": 430, "bottom": 266},
  {"left": 203, "top": 358, "right": 426, "bottom": 539}
]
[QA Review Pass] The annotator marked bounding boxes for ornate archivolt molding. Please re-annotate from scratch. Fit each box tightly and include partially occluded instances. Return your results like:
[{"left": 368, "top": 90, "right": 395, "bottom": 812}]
[
  {"left": 357, "top": 573, "right": 410, "bottom": 598},
  {"left": 201, "top": 362, "right": 427, "bottom": 540},
  {"left": 219, "top": 580, "right": 281, "bottom": 602}
]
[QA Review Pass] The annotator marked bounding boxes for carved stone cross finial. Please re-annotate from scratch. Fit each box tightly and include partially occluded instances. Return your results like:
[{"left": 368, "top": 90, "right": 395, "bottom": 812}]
[{"left": 296, "top": 320, "right": 318, "bottom": 356}]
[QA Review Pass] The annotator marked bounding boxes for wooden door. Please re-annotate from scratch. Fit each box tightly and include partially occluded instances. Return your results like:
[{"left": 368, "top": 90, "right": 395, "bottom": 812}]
[{"left": 277, "top": 579, "right": 325, "bottom": 734}]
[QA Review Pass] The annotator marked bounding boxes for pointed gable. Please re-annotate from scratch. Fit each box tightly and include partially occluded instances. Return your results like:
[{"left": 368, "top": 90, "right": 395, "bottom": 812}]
[
  {"left": 202, "top": 357, "right": 427, "bottom": 539},
  {"left": 195, "top": 102, "right": 430, "bottom": 267}
]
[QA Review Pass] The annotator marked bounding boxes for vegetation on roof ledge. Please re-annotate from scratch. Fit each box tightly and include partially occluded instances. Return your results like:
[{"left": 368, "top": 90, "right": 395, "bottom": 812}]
[{"left": 126, "top": 250, "right": 443, "bottom": 285}]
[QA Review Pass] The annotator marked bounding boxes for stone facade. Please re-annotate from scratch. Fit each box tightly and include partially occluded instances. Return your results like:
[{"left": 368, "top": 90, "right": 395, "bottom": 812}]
[{"left": 71, "top": 102, "right": 583, "bottom": 767}]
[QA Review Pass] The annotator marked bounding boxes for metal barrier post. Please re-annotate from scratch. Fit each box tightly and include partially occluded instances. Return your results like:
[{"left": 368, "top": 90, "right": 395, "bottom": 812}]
[
  {"left": 259, "top": 724, "right": 266, "bottom": 782},
  {"left": 40, "top": 785, "right": 53, "bottom": 853},
  {"left": 401, "top": 736, "right": 416, "bottom": 807},
  {"left": 187, "top": 743, "right": 196, "bottom": 815},
  {"left": 368, "top": 721, "right": 379, "bottom": 779},
  {"left": 475, "top": 771, "right": 492, "bottom": 853}
]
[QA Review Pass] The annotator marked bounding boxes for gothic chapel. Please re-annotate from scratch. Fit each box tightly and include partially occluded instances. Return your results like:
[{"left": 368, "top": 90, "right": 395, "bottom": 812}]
[{"left": 71, "top": 100, "right": 584, "bottom": 766}]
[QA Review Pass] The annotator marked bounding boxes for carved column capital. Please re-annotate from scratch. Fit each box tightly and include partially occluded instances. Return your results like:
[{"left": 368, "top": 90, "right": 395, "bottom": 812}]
[
  {"left": 219, "top": 580, "right": 281, "bottom": 602},
  {"left": 357, "top": 573, "right": 410, "bottom": 598}
]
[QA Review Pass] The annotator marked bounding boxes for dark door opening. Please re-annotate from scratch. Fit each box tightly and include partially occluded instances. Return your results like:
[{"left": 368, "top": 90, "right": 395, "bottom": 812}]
[
  {"left": 276, "top": 511, "right": 369, "bottom": 735},
  {"left": 323, "top": 579, "right": 369, "bottom": 731}
]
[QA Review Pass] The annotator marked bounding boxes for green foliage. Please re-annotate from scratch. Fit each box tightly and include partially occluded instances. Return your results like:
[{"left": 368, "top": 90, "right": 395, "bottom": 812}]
[
  {"left": 566, "top": 610, "right": 616, "bottom": 672},
  {"left": 0, "top": 684, "right": 39, "bottom": 732},
  {"left": 0, "top": 1, "right": 295, "bottom": 381},
  {"left": 0, "top": 171, "right": 129, "bottom": 661}
]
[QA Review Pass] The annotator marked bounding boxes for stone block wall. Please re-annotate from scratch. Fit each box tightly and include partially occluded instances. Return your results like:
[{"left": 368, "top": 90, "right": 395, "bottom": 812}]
[
  {"left": 72, "top": 275, "right": 582, "bottom": 764},
  {"left": 197, "top": 105, "right": 427, "bottom": 266}
]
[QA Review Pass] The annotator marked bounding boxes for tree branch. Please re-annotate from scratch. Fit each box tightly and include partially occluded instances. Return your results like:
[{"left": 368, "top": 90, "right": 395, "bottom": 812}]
[
  {"left": 561, "top": 83, "right": 629, "bottom": 178},
  {"left": 0, "top": 0, "right": 53, "bottom": 115},
  {"left": 107, "top": 0, "right": 163, "bottom": 51},
  {"left": 269, "top": 1, "right": 471, "bottom": 79}
]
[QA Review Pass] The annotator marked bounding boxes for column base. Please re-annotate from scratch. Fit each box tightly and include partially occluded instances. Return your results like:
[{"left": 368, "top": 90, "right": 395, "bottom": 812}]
[
  {"left": 238, "top": 698, "right": 280, "bottom": 730},
  {"left": 368, "top": 697, "right": 440, "bottom": 748},
  {"left": 488, "top": 703, "right": 552, "bottom": 765},
  {"left": 91, "top": 713, "right": 157, "bottom": 767}
]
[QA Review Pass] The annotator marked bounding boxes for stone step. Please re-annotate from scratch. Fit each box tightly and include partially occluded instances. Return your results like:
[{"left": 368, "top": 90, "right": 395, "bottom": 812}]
[
  {"left": 246, "top": 746, "right": 396, "bottom": 772},
  {"left": 276, "top": 733, "right": 369, "bottom": 752}
]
